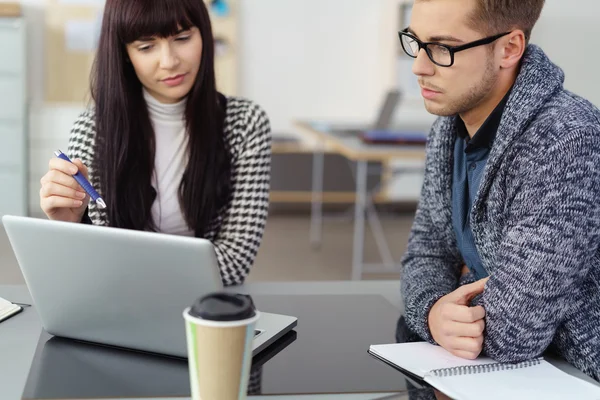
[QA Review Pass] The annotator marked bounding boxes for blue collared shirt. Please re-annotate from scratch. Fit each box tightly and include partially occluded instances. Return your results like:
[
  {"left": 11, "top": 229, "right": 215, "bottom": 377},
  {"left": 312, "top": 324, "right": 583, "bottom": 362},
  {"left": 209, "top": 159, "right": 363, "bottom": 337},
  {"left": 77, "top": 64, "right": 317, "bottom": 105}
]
[{"left": 452, "top": 92, "right": 511, "bottom": 280}]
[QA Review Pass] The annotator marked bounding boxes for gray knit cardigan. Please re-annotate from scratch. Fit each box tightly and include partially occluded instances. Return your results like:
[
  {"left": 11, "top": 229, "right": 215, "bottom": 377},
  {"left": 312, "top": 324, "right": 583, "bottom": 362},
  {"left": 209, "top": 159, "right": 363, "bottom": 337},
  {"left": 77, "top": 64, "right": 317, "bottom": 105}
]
[{"left": 401, "top": 44, "right": 600, "bottom": 382}]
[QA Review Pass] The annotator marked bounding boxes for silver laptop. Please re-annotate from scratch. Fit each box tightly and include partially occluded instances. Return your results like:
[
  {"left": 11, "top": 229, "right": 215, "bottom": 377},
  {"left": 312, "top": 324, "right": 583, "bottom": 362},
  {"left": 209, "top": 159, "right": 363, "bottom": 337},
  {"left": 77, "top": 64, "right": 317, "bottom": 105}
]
[
  {"left": 330, "top": 90, "right": 402, "bottom": 135},
  {"left": 2, "top": 215, "right": 297, "bottom": 358}
]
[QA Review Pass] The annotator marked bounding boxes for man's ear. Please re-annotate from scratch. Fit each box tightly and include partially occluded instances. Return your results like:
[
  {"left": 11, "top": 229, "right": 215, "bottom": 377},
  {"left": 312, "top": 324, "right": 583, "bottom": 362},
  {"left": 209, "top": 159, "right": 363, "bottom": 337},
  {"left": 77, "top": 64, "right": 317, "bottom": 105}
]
[{"left": 500, "top": 30, "right": 526, "bottom": 69}]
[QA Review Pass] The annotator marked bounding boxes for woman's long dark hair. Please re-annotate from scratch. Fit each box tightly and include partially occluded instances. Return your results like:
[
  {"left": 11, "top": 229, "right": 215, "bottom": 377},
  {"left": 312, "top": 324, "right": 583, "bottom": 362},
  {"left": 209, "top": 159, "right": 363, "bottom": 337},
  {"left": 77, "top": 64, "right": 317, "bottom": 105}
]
[{"left": 91, "top": 0, "right": 231, "bottom": 236}]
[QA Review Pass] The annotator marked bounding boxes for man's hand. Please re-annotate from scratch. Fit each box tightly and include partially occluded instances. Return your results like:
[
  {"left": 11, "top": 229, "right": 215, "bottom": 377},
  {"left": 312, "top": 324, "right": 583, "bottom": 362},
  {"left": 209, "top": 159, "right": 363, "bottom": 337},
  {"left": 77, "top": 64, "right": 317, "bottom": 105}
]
[{"left": 428, "top": 278, "right": 489, "bottom": 360}]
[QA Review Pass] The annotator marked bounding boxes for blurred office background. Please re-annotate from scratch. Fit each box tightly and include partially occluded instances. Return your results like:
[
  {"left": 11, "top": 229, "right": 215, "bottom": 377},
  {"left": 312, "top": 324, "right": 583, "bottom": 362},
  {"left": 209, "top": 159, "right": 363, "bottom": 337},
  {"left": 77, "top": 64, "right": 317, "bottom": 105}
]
[{"left": 0, "top": 0, "right": 598, "bottom": 284}]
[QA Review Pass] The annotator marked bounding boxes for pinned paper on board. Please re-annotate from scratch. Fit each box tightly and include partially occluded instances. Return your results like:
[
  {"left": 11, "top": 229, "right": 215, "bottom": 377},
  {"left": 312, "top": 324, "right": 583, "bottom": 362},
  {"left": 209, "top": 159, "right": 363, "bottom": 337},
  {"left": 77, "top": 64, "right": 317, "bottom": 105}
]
[
  {"left": 45, "top": 0, "right": 104, "bottom": 102},
  {"left": 64, "top": 12, "right": 103, "bottom": 53},
  {"left": 65, "top": 20, "right": 98, "bottom": 52}
]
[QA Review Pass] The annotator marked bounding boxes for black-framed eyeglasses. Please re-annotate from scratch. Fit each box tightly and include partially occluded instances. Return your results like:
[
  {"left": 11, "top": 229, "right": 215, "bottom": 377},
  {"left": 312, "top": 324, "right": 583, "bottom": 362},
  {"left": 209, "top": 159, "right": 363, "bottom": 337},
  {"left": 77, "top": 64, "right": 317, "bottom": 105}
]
[{"left": 398, "top": 28, "right": 511, "bottom": 67}]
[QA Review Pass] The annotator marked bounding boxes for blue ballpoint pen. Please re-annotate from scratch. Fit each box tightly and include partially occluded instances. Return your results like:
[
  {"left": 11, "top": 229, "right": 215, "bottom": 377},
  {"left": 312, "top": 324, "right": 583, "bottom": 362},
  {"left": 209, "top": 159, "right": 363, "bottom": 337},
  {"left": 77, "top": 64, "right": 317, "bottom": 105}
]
[{"left": 54, "top": 150, "right": 107, "bottom": 209}]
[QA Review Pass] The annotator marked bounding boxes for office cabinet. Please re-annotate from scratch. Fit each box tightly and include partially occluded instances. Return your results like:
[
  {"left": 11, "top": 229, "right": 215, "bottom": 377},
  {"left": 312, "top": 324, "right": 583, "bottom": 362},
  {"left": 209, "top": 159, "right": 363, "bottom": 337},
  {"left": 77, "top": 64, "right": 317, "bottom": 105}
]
[
  {"left": 0, "top": 78, "right": 25, "bottom": 118},
  {"left": 0, "top": 15, "right": 27, "bottom": 218},
  {"left": 0, "top": 20, "right": 23, "bottom": 75}
]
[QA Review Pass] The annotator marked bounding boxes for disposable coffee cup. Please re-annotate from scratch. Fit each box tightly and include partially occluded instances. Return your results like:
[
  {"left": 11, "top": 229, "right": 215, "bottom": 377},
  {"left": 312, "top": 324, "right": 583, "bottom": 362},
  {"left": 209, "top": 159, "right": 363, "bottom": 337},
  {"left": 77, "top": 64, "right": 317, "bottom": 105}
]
[{"left": 183, "top": 292, "right": 260, "bottom": 400}]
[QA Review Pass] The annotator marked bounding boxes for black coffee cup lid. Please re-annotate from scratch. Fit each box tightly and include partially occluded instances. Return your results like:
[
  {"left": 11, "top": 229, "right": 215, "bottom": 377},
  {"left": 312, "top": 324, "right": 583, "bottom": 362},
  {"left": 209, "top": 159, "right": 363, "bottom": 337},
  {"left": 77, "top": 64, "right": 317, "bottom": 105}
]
[{"left": 189, "top": 292, "right": 256, "bottom": 322}]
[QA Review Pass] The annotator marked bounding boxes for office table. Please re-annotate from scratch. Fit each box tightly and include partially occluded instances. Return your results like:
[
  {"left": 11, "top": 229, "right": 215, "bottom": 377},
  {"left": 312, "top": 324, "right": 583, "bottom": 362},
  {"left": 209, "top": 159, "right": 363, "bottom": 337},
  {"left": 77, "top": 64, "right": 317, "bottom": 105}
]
[
  {"left": 1, "top": 281, "right": 411, "bottom": 399},
  {"left": 294, "top": 121, "right": 427, "bottom": 281},
  {"left": 1, "top": 281, "right": 597, "bottom": 400}
]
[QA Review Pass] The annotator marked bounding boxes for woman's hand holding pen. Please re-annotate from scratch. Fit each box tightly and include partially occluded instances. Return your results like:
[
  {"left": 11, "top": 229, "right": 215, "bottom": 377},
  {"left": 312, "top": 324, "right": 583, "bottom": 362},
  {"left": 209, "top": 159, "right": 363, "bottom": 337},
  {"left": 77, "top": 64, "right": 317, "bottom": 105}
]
[{"left": 40, "top": 158, "right": 91, "bottom": 223}]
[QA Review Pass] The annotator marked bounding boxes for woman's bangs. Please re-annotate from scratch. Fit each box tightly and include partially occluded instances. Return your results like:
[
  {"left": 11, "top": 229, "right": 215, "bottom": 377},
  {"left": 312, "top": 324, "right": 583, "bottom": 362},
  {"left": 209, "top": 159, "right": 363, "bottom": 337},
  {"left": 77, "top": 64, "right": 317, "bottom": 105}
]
[{"left": 118, "top": 0, "right": 194, "bottom": 44}]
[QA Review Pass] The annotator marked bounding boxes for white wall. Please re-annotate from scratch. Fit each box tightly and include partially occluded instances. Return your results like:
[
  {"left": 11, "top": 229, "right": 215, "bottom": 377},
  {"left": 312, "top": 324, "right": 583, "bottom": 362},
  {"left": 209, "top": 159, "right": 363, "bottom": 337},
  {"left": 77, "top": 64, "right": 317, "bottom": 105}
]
[
  {"left": 239, "top": 0, "right": 600, "bottom": 136},
  {"left": 531, "top": 0, "right": 600, "bottom": 104},
  {"left": 1, "top": 0, "right": 599, "bottom": 211},
  {"left": 239, "top": 0, "right": 419, "bottom": 133}
]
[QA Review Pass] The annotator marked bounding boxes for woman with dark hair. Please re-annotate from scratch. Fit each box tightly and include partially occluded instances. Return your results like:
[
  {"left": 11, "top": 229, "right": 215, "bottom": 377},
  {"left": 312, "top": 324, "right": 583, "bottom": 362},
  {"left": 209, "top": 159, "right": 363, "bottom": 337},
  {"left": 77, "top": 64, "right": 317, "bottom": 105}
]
[{"left": 39, "top": 0, "right": 272, "bottom": 286}]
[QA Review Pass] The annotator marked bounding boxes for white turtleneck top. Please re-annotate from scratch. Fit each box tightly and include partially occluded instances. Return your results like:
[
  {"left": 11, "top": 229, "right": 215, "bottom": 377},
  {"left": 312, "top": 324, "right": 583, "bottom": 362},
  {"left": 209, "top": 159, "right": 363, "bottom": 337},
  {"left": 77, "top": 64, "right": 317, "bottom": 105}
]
[{"left": 143, "top": 89, "right": 194, "bottom": 237}]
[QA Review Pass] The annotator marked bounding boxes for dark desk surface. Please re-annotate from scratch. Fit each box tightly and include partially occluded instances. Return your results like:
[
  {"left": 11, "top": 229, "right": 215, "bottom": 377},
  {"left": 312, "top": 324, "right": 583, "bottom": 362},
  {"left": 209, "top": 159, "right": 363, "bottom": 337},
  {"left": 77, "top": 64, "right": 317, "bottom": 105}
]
[
  {"left": 2, "top": 282, "right": 417, "bottom": 399},
  {"left": 3, "top": 282, "right": 597, "bottom": 400},
  {"left": 21, "top": 294, "right": 408, "bottom": 399}
]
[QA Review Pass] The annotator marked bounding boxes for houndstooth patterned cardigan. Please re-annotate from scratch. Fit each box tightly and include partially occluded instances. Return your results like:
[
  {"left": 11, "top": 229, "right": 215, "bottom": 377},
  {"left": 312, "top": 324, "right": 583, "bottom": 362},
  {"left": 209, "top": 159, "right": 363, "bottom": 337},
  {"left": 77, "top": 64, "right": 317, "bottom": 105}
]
[{"left": 66, "top": 96, "right": 272, "bottom": 287}]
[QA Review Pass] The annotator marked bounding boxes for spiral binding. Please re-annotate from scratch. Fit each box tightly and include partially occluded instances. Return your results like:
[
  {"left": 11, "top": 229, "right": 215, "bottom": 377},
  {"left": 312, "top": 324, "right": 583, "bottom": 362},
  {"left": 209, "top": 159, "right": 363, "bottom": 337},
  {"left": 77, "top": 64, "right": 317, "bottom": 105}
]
[{"left": 430, "top": 358, "right": 542, "bottom": 377}]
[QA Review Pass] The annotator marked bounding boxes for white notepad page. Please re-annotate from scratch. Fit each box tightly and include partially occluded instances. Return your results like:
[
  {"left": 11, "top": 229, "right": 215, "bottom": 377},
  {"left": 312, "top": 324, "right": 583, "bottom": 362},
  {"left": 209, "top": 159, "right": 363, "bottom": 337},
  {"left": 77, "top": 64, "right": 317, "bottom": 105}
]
[
  {"left": 369, "top": 342, "right": 600, "bottom": 400},
  {"left": 426, "top": 359, "right": 600, "bottom": 400},
  {"left": 0, "top": 296, "right": 21, "bottom": 322},
  {"left": 370, "top": 342, "right": 501, "bottom": 377}
]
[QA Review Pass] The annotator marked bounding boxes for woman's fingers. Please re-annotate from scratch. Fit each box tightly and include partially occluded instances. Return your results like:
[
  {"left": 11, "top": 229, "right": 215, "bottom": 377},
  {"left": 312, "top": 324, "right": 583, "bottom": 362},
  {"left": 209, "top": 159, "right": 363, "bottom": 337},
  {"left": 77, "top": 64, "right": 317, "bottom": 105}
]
[
  {"left": 41, "top": 195, "right": 83, "bottom": 211},
  {"left": 40, "top": 182, "right": 86, "bottom": 200}
]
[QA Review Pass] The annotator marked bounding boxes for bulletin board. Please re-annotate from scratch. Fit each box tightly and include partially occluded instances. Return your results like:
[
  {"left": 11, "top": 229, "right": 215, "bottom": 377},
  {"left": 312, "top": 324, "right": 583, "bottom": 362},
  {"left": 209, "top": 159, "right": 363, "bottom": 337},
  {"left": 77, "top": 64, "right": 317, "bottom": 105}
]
[
  {"left": 44, "top": 0, "right": 240, "bottom": 104},
  {"left": 44, "top": 0, "right": 103, "bottom": 103}
]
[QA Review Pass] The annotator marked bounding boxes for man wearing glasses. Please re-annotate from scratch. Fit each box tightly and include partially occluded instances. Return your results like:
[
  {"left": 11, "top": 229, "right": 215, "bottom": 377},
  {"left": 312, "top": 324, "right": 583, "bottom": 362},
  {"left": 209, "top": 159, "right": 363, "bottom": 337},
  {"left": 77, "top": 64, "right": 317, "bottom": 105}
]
[{"left": 398, "top": 0, "right": 600, "bottom": 382}]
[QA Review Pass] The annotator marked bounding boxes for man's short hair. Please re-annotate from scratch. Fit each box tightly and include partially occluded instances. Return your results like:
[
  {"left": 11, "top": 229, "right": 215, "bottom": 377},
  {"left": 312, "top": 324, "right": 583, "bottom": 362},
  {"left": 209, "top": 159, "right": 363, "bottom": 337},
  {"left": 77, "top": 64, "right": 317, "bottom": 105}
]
[{"left": 468, "top": 0, "right": 546, "bottom": 41}]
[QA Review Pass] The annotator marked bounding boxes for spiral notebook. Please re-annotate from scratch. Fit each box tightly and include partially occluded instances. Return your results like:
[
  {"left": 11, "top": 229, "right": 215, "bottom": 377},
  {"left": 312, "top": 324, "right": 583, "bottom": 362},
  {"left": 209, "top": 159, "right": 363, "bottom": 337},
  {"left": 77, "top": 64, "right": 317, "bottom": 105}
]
[
  {"left": 0, "top": 296, "right": 23, "bottom": 323},
  {"left": 368, "top": 342, "right": 600, "bottom": 400}
]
